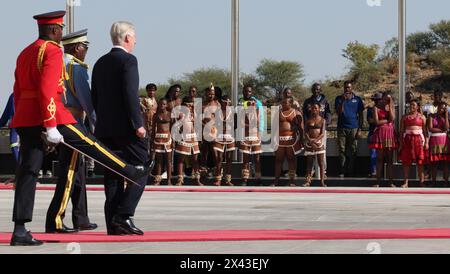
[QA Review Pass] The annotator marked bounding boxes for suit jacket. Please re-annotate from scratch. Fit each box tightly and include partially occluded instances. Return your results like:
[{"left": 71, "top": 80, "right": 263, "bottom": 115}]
[
  {"left": 11, "top": 39, "right": 76, "bottom": 128},
  {"left": 91, "top": 48, "right": 143, "bottom": 138}
]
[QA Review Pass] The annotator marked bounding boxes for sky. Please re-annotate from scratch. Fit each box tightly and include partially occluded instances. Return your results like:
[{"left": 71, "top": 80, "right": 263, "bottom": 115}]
[{"left": 0, "top": 0, "right": 449, "bottom": 111}]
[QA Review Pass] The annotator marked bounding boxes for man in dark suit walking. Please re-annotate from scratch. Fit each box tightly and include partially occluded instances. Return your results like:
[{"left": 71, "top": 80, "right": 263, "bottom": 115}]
[{"left": 91, "top": 21, "right": 148, "bottom": 236}]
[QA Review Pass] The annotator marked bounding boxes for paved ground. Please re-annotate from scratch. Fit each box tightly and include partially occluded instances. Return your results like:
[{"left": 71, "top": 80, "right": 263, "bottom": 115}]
[{"left": 2, "top": 187, "right": 450, "bottom": 254}]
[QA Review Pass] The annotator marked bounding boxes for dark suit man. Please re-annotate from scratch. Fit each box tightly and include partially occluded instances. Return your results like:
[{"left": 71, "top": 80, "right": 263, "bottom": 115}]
[{"left": 91, "top": 21, "right": 148, "bottom": 236}]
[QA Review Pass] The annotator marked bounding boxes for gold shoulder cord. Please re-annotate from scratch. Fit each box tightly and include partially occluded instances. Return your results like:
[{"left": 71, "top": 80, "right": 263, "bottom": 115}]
[
  {"left": 38, "top": 41, "right": 69, "bottom": 122},
  {"left": 67, "top": 56, "right": 89, "bottom": 98},
  {"left": 67, "top": 59, "right": 76, "bottom": 97}
]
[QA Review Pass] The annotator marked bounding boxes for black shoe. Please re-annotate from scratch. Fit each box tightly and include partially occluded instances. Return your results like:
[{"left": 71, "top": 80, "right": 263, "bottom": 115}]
[
  {"left": 10, "top": 231, "right": 44, "bottom": 247},
  {"left": 111, "top": 215, "right": 144, "bottom": 236},
  {"left": 46, "top": 225, "right": 79, "bottom": 234},
  {"left": 76, "top": 223, "right": 98, "bottom": 231},
  {"left": 107, "top": 226, "right": 133, "bottom": 236}
]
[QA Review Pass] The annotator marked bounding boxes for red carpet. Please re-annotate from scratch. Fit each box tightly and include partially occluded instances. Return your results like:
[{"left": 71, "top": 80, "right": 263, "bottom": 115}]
[
  {"left": 2, "top": 183, "right": 450, "bottom": 195},
  {"left": 2, "top": 228, "right": 450, "bottom": 244}
]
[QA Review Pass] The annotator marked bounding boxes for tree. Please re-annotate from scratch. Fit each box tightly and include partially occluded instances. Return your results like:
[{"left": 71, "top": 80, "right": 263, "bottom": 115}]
[
  {"left": 342, "top": 41, "right": 382, "bottom": 91},
  {"left": 381, "top": 37, "right": 399, "bottom": 60},
  {"left": 430, "top": 20, "right": 450, "bottom": 47},
  {"left": 254, "top": 59, "right": 305, "bottom": 100},
  {"left": 168, "top": 67, "right": 232, "bottom": 97},
  {"left": 429, "top": 48, "right": 450, "bottom": 78},
  {"left": 407, "top": 31, "right": 437, "bottom": 55},
  {"left": 343, "top": 41, "right": 379, "bottom": 67}
]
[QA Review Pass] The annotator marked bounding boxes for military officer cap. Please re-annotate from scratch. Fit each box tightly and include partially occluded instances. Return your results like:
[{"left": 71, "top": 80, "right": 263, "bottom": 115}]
[
  {"left": 33, "top": 10, "right": 66, "bottom": 26},
  {"left": 62, "top": 29, "right": 90, "bottom": 46}
]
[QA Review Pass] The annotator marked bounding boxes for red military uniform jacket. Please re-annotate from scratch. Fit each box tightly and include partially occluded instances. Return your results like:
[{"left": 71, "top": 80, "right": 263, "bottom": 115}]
[{"left": 11, "top": 39, "right": 76, "bottom": 128}]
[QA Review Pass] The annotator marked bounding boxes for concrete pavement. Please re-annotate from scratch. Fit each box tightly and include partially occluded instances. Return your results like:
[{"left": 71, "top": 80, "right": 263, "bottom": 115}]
[{"left": 1, "top": 187, "right": 450, "bottom": 254}]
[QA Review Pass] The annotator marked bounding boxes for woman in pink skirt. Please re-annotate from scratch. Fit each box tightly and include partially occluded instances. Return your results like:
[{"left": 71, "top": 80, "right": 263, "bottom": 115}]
[
  {"left": 427, "top": 102, "right": 449, "bottom": 185},
  {"left": 369, "top": 92, "right": 397, "bottom": 187}
]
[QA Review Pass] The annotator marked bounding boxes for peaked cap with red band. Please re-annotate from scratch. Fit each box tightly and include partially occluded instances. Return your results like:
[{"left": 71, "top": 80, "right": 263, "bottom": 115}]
[{"left": 33, "top": 10, "right": 66, "bottom": 26}]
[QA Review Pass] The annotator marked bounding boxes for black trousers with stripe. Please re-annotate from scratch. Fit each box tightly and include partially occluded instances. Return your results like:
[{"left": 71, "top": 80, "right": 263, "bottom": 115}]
[
  {"left": 13, "top": 124, "right": 138, "bottom": 224},
  {"left": 45, "top": 145, "right": 90, "bottom": 231}
]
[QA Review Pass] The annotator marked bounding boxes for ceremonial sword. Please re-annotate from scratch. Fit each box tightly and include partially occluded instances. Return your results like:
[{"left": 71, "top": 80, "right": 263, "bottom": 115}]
[{"left": 41, "top": 133, "right": 153, "bottom": 188}]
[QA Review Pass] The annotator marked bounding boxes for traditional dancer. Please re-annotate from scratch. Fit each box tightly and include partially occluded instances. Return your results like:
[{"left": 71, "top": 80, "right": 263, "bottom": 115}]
[
  {"left": 303, "top": 103, "right": 326, "bottom": 187},
  {"left": 273, "top": 97, "right": 303, "bottom": 187},
  {"left": 201, "top": 85, "right": 220, "bottom": 179},
  {"left": 427, "top": 101, "right": 449, "bottom": 185},
  {"left": 399, "top": 99, "right": 429, "bottom": 188},
  {"left": 140, "top": 84, "right": 158, "bottom": 160},
  {"left": 175, "top": 96, "right": 203, "bottom": 186},
  {"left": 213, "top": 95, "right": 236, "bottom": 186},
  {"left": 152, "top": 98, "right": 174, "bottom": 186},
  {"left": 369, "top": 92, "right": 397, "bottom": 188}
]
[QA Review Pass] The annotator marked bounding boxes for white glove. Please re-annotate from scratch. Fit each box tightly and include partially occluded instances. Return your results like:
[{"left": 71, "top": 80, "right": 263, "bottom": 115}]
[{"left": 46, "top": 127, "right": 64, "bottom": 144}]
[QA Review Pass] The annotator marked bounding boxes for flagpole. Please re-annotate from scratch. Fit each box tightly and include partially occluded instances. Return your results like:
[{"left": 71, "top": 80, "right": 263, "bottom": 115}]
[
  {"left": 66, "top": 0, "right": 75, "bottom": 34},
  {"left": 231, "top": 0, "right": 240, "bottom": 163},
  {"left": 398, "top": 0, "right": 406, "bottom": 120}
]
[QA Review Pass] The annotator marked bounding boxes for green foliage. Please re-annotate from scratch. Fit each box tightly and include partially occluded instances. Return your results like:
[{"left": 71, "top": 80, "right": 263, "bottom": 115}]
[
  {"left": 407, "top": 32, "right": 437, "bottom": 55},
  {"left": 342, "top": 41, "right": 382, "bottom": 91},
  {"left": 430, "top": 20, "right": 450, "bottom": 47},
  {"left": 343, "top": 41, "right": 379, "bottom": 67},
  {"left": 381, "top": 37, "right": 399, "bottom": 60},
  {"left": 168, "top": 67, "right": 232, "bottom": 98},
  {"left": 254, "top": 59, "right": 305, "bottom": 100},
  {"left": 442, "top": 58, "right": 450, "bottom": 77},
  {"left": 429, "top": 48, "right": 450, "bottom": 78}
]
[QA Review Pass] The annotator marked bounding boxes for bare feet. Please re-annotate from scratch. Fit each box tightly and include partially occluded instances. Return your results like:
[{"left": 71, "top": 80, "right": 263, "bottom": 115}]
[{"left": 302, "top": 176, "right": 312, "bottom": 188}]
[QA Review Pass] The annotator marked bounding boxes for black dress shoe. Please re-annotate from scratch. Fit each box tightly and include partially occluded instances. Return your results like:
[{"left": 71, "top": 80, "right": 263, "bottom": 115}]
[
  {"left": 107, "top": 226, "right": 133, "bottom": 236},
  {"left": 10, "top": 231, "right": 44, "bottom": 246},
  {"left": 76, "top": 223, "right": 98, "bottom": 231},
  {"left": 46, "top": 225, "right": 79, "bottom": 234},
  {"left": 111, "top": 216, "right": 144, "bottom": 236}
]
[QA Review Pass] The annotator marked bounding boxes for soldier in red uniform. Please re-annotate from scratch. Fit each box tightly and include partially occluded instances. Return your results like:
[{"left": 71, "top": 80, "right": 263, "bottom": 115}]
[{"left": 10, "top": 11, "right": 149, "bottom": 246}]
